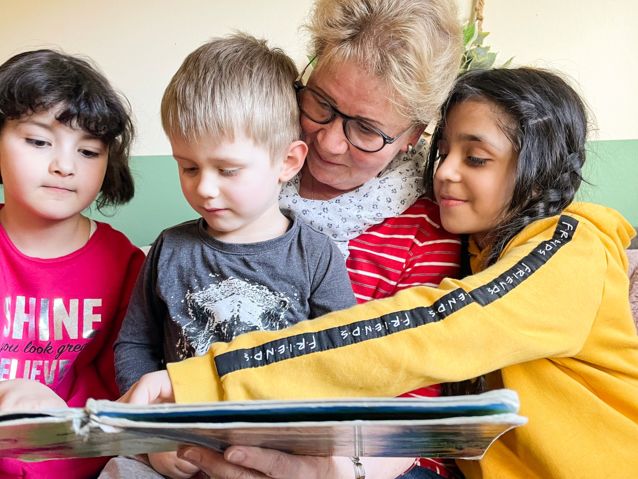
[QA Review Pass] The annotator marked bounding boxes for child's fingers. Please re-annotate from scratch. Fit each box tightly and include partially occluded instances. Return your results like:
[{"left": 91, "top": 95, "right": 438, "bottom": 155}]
[
  {"left": 118, "top": 370, "right": 175, "bottom": 405},
  {"left": 0, "top": 379, "right": 66, "bottom": 411}
]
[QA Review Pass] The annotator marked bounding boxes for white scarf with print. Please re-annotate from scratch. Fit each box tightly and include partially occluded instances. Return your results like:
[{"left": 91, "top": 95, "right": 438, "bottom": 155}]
[{"left": 279, "top": 142, "right": 427, "bottom": 257}]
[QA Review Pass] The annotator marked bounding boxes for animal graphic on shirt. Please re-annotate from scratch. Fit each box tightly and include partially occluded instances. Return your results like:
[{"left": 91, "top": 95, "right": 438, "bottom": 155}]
[{"left": 180, "top": 276, "right": 292, "bottom": 356}]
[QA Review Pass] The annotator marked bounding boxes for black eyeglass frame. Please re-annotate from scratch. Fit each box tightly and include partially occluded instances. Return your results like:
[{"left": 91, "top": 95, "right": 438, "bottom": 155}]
[{"left": 294, "top": 59, "right": 413, "bottom": 154}]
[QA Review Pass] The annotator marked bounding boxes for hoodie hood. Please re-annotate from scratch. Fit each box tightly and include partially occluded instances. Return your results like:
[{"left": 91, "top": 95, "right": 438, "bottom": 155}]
[
  {"left": 468, "top": 202, "right": 635, "bottom": 273},
  {"left": 567, "top": 202, "right": 635, "bottom": 270}
]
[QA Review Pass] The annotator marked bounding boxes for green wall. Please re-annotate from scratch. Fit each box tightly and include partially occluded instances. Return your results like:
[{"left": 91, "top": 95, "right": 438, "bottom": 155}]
[
  {"left": 90, "top": 156, "right": 196, "bottom": 246},
  {"left": 577, "top": 139, "right": 638, "bottom": 225},
  {"left": 1, "top": 139, "right": 636, "bottom": 247}
]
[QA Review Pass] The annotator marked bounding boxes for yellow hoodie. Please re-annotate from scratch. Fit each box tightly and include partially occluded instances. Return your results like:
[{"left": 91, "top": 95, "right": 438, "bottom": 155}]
[{"left": 168, "top": 202, "right": 638, "bottom": 479}]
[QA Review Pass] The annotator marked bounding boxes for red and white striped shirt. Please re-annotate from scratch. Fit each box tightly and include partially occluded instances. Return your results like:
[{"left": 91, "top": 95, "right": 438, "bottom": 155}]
[
  {"left": 347, "top": 197, "right": 461, "bottom": 303},
  {"left": 347, "top": 197, "right": 462, "bottom": 478}
]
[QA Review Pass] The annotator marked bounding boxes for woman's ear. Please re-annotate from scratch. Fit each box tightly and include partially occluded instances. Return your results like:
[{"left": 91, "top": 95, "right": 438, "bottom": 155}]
[
  {"left": 278, "top": 140, "right": 308, "bottom": 182},
  {"left": 401, "top": 125, "right": 427, "bottom": 153}
]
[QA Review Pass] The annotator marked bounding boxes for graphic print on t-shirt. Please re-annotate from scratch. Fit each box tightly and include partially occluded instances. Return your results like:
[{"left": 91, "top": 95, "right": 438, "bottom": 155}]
[
  {"left": 176, "top": 275, "right": 293, "bottom": 358},
  {"left": 0, "top": 296, "right": 102, "bottom": 385}
]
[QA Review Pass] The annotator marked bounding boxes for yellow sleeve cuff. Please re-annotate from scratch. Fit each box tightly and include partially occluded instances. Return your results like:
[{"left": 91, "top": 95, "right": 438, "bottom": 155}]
[{"left": 167, "top": 354, "right": 223, "bottom": 403}]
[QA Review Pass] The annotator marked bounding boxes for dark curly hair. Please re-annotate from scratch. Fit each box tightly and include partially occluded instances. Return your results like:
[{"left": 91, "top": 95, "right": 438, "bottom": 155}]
[
  {"left": 425, "top": 67, "right": 588, "bottom": 269},
  {"left": 0, "top": 49, "right": 134, "bottom": 209}
]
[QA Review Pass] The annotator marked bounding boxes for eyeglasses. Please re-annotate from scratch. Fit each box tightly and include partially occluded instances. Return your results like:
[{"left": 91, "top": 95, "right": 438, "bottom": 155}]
[{"left": 294, "top": 62, "right": 412, "bottom": 153}]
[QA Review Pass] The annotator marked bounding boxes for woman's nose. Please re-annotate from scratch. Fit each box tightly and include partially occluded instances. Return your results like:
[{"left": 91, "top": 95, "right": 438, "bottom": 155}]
[{"left": 316, "top": 117, "right": 349, "bottom": 155}]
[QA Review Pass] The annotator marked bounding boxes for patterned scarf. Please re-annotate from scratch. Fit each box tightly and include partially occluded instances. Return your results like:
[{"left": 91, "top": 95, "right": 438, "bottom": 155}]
[{"left": 279, "top": 142, "right": 427, "bottom": 257}]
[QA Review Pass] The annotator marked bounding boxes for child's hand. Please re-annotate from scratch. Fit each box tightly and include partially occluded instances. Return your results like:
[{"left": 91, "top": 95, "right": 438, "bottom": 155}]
[
  {"left": 149, "top": 450, "right": 201, "bottom": 479},
  {"left": 0, "top": 379, "right": 67, "bottom": 411},
  {"left": 118, "top": 370, "right": 175, "bottom": 405}
]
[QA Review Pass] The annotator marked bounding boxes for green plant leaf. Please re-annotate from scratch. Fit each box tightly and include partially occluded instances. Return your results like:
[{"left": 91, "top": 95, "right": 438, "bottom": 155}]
[
  {"left": 475, "top": 31, "right": 490, "bottom": 46},
  {"left": 463, "top": 21, "right": 477, "bottom": 47},
  {"left": 460, "top": 20, "right": 513, "bottom": 73},
  {"left": 501, "top": 57, "right": 514, "bottom": 68},
  {"left": 474, "top": 46, "right": 491, "bottom": 57},
  {"left": 476, "top": 52, "right": 498, "bottom": 69}
]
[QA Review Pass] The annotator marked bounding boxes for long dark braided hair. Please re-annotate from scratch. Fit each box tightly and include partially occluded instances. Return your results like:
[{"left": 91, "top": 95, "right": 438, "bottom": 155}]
[{"left": 426, "top": 68, "right": 589, "bottom": 395}]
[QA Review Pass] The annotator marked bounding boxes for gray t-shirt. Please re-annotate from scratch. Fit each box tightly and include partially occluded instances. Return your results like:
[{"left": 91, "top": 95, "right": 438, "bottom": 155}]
[{"left": 115, "top": 212, "right": 355, "bottom": 393}]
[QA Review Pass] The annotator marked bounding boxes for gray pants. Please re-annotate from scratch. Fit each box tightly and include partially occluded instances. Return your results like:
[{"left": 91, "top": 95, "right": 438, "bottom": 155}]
[
  {"left": 99, "top": 455, "right": 211, "bottom": 478},
  {"left": 99, "top": 456, "right": 166, "bottom": 479}
]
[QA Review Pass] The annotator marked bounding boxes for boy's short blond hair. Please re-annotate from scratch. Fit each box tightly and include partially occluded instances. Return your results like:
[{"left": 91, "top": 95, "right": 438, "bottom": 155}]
[
  {"left": 161, "top": 33, "right": 300, "bottom": 159},
  {"left": 305, "top": 0, "right": 462, "bottom": 125}
]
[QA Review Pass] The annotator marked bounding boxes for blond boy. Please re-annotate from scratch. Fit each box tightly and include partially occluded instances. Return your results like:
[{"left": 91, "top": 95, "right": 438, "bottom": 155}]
[{"left": 113, "top": 33, "right": 355, "bottom": 478}]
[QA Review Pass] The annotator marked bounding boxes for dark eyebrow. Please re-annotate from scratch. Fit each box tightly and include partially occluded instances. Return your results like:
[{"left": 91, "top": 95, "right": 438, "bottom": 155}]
[
  {"left": 457, "top": 133, "right": 505, "bottom": 152},
  {"left": 18, "top": 118, "right": 53, "bottom": 131},
  {"left": 18, "top": 118, "right": 102, "bottom": 142}
]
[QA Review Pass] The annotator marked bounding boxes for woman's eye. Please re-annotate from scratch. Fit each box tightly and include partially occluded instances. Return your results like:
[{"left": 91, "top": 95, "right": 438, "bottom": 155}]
[
  {"left": 317, "top": 98, "right": 332, "bottom": 110},
  {"left": 352, "top": 121, "right": 379, "bottom": 138},
  {"left": 25, "top": 138, "right": 50, "bottom": 148},
  {"left": 182, "top": 167, "right": 198, "bottom": 175},
  {"left": 309, "top": 92, "right": 332, "bottom": 111},
  {"left": 467, "top": 156, "right": 487, "bottom": 166}
]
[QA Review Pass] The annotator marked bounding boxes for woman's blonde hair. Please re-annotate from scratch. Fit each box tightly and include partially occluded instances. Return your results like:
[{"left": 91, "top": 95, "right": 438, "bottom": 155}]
[{"left": 305, "top": 0, "right": 462, "bottom": 125}]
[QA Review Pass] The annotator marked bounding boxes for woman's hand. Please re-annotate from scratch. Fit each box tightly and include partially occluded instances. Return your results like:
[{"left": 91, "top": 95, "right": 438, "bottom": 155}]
[
  {"left": 177, "top": 446, "right": 337, "bottom": 479},
  {"left": 177, "top": 445, "right": 415, "bottom": 479},
  {"left": 0, "top": 379, "right": 67, "bottom": 411},
  {"left": 118, "top": 370, "right": 175, "bottom": 404}
]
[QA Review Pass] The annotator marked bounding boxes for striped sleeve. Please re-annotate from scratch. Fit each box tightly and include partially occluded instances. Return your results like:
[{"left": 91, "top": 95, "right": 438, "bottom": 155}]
[{"left": 346, "top": 198, "right": 461, "bottom": 302}]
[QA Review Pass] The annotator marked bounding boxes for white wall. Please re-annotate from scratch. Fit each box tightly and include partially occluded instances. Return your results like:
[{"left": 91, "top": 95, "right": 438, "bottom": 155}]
[
  {"left": 1, "top": 0, "right": 636, "bottom": 156},
  {"left": 0, "top": 0, "right": 314, "bottom": 155},
  {"left": 482, "top": 0, "right": 638, "bottom": 141}
]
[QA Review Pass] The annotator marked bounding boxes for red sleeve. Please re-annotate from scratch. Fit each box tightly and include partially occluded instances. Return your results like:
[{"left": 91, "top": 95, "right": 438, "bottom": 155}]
[
  {"left": 92, "top": 247, "right": 145, "bottom": 399},
  {"left": 58, "top": 235, "right": 145, "bottom": 406}
]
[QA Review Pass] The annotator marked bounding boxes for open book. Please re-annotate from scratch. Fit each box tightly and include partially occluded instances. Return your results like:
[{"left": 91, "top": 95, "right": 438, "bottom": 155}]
[{"left": 0, "top": 389, "right": 526, "bottom": 462}]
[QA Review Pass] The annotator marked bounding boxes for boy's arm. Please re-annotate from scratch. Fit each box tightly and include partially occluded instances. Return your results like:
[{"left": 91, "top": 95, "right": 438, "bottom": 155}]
[
  {"left": 307, "top": 236, "right": 356, "bottom": 317},
  {"left": 115, "top": 240, "right": 167, "bottom": 394}
]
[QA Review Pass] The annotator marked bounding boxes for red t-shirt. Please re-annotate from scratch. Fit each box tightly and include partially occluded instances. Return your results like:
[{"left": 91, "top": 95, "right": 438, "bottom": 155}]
[{"left": 347, "top": 197, "right": 461, "bottom": 302}]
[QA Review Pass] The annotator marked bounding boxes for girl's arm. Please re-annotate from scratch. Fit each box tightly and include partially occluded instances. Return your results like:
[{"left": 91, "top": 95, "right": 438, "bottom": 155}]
[
  {"left": 156, "top": 213, "right": 606, "bottom": 402},
  {"left": 96, "top": 247, "right": 147, "bottom": 397},
  {"left": 63, "top": 245, "right": 146, "bottom": 406}
]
